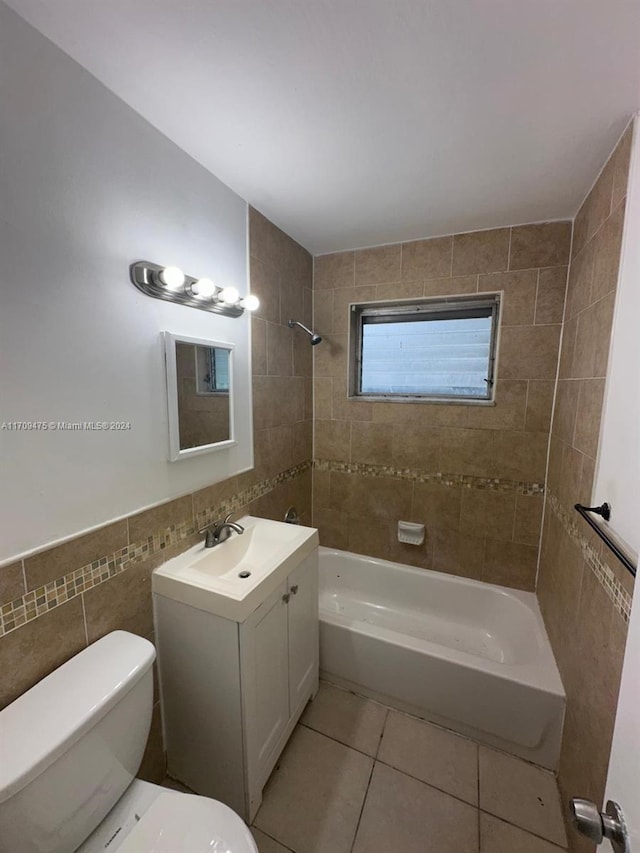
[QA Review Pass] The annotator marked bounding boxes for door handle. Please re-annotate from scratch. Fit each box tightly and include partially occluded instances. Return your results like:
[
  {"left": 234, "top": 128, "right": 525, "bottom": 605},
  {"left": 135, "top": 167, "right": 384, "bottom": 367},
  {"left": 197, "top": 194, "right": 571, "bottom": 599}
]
[
  {"left": 282, "top": 593, "right": 290, "bottom": 603},
  {"left": 570, "top": 798, "right": 629, "bottom": 852}
]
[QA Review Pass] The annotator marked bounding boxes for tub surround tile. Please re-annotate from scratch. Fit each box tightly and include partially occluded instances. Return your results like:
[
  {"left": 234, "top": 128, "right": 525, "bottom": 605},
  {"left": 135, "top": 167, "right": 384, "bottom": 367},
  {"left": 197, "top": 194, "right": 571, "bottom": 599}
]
[
  {"left": 498, "top": 325, "right": 561, "bottom": 381},
  {"left": 355, "top": 244, "right": 401, "bottom": 285},
  {"left": 535, "top": 267, "right": 567, "bottom": 326},
  {"left": 509, "top": 223, "right": 571, "bottom": 271},
  {"left": 525, "top": 382, "right": 555, "bottom": 433},
  {"left": 452, "top": 227, "right": 510, "bottom": 276},
  {"left": 353, "top": 762, "right": 478, "bottom": 853},
  {"left": 314, "top": 251, "right": 355, "bottom": 290},
  {"left": 378, "top": 711, "right": 479, "bottom": 806},
  {"left": 482, "top": 539, "right": 538, "bottom": 591},
  {"left": 479, "top": 747, "right": 567, "bottom": 847},
  {"left": 301, "top": 682, "right": 387, "bottom": 757},
  {"left": 480, "top": 813, "right": 567, "bottom": 853},
  {"left": 254, "top": 726, "right": 372, "bottom": 853},
  {"left": 83, "top": 560, "right": 154, "bottom": 643},
  {"left": 401, "top": 235, "right": 452, "bottom": 280},
  {"left": 478, "top": 269, "right": 538, "bottom": 326},
  {"left": 348, "top": 515, "right": 393, "bottom": 561},
  {"left": 249, "top": 255, "right": 281, "bottom": 324}
]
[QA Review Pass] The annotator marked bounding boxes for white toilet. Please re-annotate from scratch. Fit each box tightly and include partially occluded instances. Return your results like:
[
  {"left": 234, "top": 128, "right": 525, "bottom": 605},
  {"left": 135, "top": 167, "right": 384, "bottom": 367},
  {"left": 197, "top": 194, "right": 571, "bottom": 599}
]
[{"left": 0, "top": 630, "right": 258, "bottom": 853}]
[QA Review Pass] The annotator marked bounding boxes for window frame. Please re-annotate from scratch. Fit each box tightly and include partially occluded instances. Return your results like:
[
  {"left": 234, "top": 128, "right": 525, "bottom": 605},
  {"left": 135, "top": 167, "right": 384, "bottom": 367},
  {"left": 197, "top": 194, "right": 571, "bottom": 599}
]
[{"left": 348, "top": 293, "right": 501, "bottom": 404}]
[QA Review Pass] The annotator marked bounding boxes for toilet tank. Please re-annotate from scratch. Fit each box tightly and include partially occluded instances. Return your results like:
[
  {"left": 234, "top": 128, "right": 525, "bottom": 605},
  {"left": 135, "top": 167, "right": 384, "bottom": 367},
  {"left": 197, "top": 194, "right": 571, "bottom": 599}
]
[{"left": 0, "top": 631, "right": 156, "bottom": 853}]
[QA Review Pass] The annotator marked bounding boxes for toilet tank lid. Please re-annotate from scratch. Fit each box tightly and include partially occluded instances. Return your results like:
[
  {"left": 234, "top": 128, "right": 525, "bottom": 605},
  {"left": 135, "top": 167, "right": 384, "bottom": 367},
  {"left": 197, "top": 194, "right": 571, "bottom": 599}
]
[{"left": 0, "top": 631, "right": 155, "bottom": 804}]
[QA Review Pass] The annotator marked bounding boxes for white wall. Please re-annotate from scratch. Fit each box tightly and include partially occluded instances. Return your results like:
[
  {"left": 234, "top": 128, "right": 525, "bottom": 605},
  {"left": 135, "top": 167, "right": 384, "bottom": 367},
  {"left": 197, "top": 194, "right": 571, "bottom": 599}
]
[
  {"left": 594, "top": 117, "right": 640, "bottom": 557},
  {"left": 0, "top": 3, "right": 252, "bottom": 562}
]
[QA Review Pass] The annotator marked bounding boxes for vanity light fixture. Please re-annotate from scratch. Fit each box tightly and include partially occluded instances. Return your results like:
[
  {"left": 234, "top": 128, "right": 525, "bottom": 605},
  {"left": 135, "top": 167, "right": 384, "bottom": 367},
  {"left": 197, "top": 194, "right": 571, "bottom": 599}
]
[{"left": 130, "top": 261, "right": 259, "bottom": 317}]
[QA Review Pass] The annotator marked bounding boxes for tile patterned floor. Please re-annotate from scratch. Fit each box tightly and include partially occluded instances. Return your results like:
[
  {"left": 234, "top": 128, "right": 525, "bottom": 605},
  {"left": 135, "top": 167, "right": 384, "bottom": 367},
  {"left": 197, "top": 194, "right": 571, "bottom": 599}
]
[{"left": 251, "top": 681, "right": 569, "bottom": 853}]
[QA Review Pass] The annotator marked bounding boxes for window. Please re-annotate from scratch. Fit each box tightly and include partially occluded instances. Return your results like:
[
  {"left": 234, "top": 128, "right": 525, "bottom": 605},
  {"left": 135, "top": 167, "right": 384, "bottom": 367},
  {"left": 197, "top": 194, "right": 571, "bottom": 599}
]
[
  {"left": 349, "top": 294, "right": 500, "bottom": 402},
  {"left": 194, "top": 345, "right": 230, "bottom": 394}
]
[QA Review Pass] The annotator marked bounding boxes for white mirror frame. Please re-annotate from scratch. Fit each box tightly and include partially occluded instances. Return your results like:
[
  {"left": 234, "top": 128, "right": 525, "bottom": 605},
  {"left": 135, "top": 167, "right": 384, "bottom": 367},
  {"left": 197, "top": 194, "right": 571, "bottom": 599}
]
[{"left": 163, "top": 331, "right": 237, "bottom": 462}]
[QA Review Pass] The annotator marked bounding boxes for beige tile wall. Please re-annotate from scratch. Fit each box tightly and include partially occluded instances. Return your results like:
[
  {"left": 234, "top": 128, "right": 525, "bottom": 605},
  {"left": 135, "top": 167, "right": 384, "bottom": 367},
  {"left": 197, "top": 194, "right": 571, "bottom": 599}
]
[
  {"left": 536, "top": 126, "right": 635, "bottom": 852},
  {"left": 313, "top": 222, "right": 570, "bottom": 590},
  {"left": 0, "top": 208, "right": 313, "bottom": 782}
]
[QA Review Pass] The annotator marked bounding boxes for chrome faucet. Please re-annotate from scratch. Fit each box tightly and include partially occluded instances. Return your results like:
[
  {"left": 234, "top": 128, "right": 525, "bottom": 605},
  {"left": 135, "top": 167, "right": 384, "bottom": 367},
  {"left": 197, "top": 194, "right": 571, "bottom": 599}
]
[{"left": 198, "top": 514, "right": 245, "bottom": 548}]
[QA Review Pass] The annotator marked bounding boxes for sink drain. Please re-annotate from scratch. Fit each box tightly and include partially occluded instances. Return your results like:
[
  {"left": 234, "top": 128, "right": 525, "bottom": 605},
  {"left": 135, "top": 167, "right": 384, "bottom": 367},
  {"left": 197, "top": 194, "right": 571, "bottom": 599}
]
[{"left": 238, "top": 570, "right": 251, "bottom": 579}]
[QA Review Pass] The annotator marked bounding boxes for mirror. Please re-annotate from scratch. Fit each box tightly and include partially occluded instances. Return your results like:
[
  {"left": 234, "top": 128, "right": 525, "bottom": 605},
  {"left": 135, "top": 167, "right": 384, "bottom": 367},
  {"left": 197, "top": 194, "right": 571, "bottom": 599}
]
[{"left": 164, "top": 332, "right": 236, "bottom": 461}]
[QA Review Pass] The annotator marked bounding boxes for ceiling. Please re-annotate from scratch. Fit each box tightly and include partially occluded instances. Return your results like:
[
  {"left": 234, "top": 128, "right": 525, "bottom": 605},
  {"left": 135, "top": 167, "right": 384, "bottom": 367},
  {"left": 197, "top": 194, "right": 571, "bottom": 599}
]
[{"left": 5, "top": 0, "right": 640, "bottom": 254}]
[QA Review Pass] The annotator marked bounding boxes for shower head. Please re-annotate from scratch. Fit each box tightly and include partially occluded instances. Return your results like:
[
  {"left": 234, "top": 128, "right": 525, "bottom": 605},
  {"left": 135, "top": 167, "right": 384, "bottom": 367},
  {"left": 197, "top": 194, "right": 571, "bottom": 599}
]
[{"left": 288, "top": 319, "right": 323, "bottom": 345}]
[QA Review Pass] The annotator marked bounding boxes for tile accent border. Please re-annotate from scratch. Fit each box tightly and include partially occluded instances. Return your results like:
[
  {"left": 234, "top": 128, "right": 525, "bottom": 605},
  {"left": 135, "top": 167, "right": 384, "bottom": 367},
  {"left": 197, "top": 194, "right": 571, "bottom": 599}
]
[
  {"left": 314, "top": 458, "right": 544, "bottom": 496},
  {"left": 0, "top": 461, "right": 312, "bottom": 638},
  {"left": 548, "top": 492, "right": 632, "bottom": 623}
]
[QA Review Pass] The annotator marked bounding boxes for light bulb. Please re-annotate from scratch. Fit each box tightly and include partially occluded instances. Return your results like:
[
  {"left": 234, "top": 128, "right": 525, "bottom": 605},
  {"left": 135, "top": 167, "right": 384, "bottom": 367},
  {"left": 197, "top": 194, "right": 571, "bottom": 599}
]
[
  {"left": 242, "top": 294, "right": 260, "bottom": 311},
  {"left": 219, "top": 286, "right": 240, "bottom": 305},
  {"left": 190, "top": 277, "right": 217, "bottom": 299},
  {"left": 158, "top": 265, "right": 185, "bottom": 290}
]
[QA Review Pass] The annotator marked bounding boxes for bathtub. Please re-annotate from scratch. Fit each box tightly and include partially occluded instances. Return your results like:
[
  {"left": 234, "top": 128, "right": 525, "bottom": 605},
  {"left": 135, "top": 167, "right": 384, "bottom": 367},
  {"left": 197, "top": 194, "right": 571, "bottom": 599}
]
[{"left": 318, "top": 547, "right": 565, "bottom": 769}]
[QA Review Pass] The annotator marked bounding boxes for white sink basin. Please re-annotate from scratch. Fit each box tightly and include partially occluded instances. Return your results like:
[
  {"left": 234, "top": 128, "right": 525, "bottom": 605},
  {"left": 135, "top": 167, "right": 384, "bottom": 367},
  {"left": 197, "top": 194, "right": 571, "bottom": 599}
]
[{"left": 152, "top": 515, "right": 319, "bottom": 621}]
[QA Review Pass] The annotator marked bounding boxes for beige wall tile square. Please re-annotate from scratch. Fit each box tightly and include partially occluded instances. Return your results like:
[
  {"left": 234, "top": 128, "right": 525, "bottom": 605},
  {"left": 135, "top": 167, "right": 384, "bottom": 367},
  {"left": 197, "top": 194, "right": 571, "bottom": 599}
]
[
  {"left": 565, "top": 242, "right": 594, "bottom": 320},
  {"left": 333, "top": 286, "right": 377, "bottom": 333},
  {"left": 557, "top": 444, "right": 585, "bottom": 513},
  {"left": 313, "top": 507, "right": 349, "bottom": 550},
  {"left": 313, "top": 333, "right": 348, "bottom": 378},
  {"left": 348, "top": 515, "right": 392, "bottom": 560},
  {"left": 391, "top": 423, "right": 441, "bottom": 470},
  {"left": 480, "top": 813, "right": 566, "bottom": 853},
  {"left": 250, "top": 255, "right": 280, "bottom": 324},
  {"left": 460, "top": 489, "right": 516, "bottom": 542},
  {"left": 293, "top": 329, "right": 313, "bottom": 377},
  {"left": 452, "top": 227, "right": 510, "bottom": 276},
  {"left": 332, "top": 378, "right": 373, "bottom": 422},
  {"left": 585, "top": 157, "right": 615, "bottom": 245},
  {"left": 557, "top": 315, "right": 577, "bottom": 380},
  {"left": 315, "top": 419, "right": 351, "bottom": 461},
  {"left": 401, "top": 236, "right": 452, "bottom": 280},
  {"left": 466, "top": 381, "right": 527, "bottom": 431},
  {"left": 350, "top": 421, "right": 394, "bottom": 464},
  {"left": 313, "top": 469, "right": 331, "bottom": 510},
  {"left": 83, "top": 561, "right": 154, "bottom": 642},
  {"left": 514, "top": 493, "right": 544, "bottom": 547},
  {"left": 128, "top": 496, "right": 193, "bottom": 543},
  {"left": 0, "top": 597, "right": 86, "bottom": 709},
  {"left": 24, "top": 520, "right": 129, "bottom": 590},
  {"left": 423, "top": 274, "right": 478, "bottom": 297},
  {"left": 479, "top": 746, "right": 567, "bottom": 846},
  {"left": 499, "top": 326, "right": 561, "bottom": 381},
  {"left": 314, "top": 377, "right": 333, "bottom": 420},
  {"left": 355, "top": 244, "right": 401, "bottom": 285},
  {"left": 292, "top": 420, "right": 312, "bottom": 466},
  {"left": 571, "top": 306, "right": 598, "bottom": 379},
  {"left": 536, "top": 267, "right": 567, "bottom": 325},
  {"left": 432, "top": 528, "right": 484, "bottom": 580},
  {"left": 376, "top": 280, "right": 424, "bottom": 300},
  {"left": 573, "top": 378, "right": 605, "bottom": 459},
  {"left": 353, "top": 762, "right": 478, "bottom": 853},
  {"left": 483, "top": 538, "right": 538, "bottom": 591},
  {"left": 525, "top": 381, "right": 555, "bottom": 432},
  {"left": 440, "top": 428, "right": 495, "bottom": 477},
  {"left": 412, "top": 482, "right": 461, "bottom": 531},
  {"left": 551, "top": 380, "right": 579, "bottom": 445},
  {"left": 251, "top": 317, "right": 267, "bottom": 375},
  {"left": 592, "top": 292, "right": 616, "bottom": 378},
  {"left": 280, "top": 271, "right": 305, "bottom": 326},
  {"left": 254, "top": 726, "right": 372, "bottom": 853},
  {"left": 249, "top": 208, "right": 284, "bottom": 270},
  {"left": 314, "top": 251, "right": 355, "bottom": 290},
  {"left": 378, "top": 711, "right": 478, "bottom": 805},
  {"left": 479, "top": 269, "right": 537, "bottom": 326},
  {"left": 269, "top": 424, "right": 295, "bottom": 472},
  {"left": 345, "top": 474, "right": 413, "bottom": 520},
  {"left": 0, "top": 561, "right": 25, "bottom": 606},
  {"left": 266, "top": 321, "right": 293, "bottom": 376},
  {"left": 612, "top": 125, "right": 633, "bottom": 208},
  {"left": 509, "top": 222, "right": 571, "bottom": 271},
  {"left": 301, "top": 682, "right": 387, "bottom": 756},
  {"left": 192, "top": 476, "right": 239, "bottom": 518},
  {"left": 492, "top": 430, "right": 548, "bottom": 482},
  {"left": 314, "top": 289, "right": 334, "bottom": 334},
  {"left": 591, "top": 200, "right": 625, "bottom": 303}
]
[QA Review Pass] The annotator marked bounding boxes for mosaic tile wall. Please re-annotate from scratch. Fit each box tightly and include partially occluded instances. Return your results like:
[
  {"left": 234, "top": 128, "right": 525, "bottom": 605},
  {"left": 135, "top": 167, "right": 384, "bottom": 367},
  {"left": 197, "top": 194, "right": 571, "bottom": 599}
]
[
  {"left": 535, "top": 125, "right": 635, "bottom": 852},
  {"left": 312, "top": 220, "right": 571, "bottom": 591}
]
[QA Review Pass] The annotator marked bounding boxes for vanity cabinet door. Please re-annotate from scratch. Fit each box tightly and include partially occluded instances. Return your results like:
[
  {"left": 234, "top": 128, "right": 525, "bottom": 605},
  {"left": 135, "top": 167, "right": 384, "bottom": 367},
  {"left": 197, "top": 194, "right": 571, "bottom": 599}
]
[
  {"left": 241, "top": 582, "right": 290, "bottom": 789},
  {"left": 287, "top": 551, "right": 319, "bottom": 715}
]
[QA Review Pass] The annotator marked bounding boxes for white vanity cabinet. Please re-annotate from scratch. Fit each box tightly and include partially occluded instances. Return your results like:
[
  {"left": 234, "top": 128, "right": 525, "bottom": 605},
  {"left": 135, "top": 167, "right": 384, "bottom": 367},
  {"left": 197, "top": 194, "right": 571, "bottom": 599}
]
[{"left": 153, "top": 547, "right": 319, "bottom": 822}]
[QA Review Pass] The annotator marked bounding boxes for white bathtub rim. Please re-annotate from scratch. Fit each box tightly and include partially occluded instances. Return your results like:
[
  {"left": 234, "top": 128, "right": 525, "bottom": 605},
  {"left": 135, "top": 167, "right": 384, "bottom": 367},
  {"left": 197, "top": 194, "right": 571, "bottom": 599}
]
[{"left": 319, "top": 606, "right": 565, "bottom": 697}]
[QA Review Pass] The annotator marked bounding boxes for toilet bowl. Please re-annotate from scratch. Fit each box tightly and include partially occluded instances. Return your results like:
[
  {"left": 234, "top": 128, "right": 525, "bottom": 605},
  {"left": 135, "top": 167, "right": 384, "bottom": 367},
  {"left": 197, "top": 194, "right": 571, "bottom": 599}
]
[{"left": 0, "top": 631, "right": 257, "bottom": 853}]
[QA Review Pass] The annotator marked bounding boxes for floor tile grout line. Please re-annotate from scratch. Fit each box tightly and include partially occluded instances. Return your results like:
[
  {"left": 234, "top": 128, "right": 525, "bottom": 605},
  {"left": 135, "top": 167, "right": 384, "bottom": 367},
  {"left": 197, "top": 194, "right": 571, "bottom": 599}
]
[
  {"left": 349, "top": 754, "right": 376, "bottom": 853},
  {"left": 480, "top": 811, "right": 568, "bottom": 851},
  {"left": 253, "top": 826, "right": 298, "bottom": 853}
]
